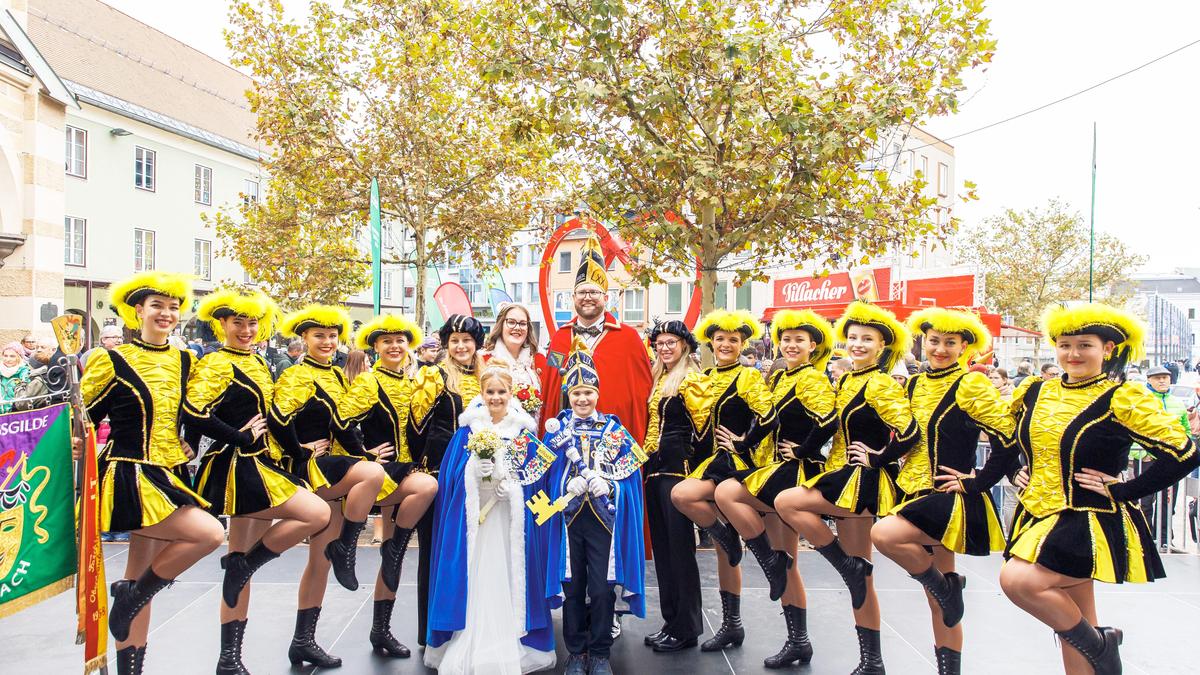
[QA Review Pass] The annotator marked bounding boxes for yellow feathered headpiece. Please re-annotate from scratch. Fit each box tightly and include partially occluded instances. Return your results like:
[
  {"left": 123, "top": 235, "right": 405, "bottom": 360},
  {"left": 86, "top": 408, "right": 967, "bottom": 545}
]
[
  {"left": 835, "top": 301, "right": 912, "bottom": 373},
  {"left": 1039, "top": 302, "right": 1146, "bottom": 376},
  {"left": 280, "top": 304, "right": 351, "bottom": 340},
  {"left": 198, "top": 288, "right": 279, "bottom": 342},
  {"left": 355, "top": 314, "right": 423, "bottom": 351},
  {"left": 694, "top": 309, "right": 764, "bottom": 344},
  {"left": 907, "top": 307, "right": 992, "bottom": 366},
  {"left": 771, "top": 309, "right": 836, "bottom": 371},
  {"left": 109, "top": 271, "right": 193, "bottom": 330}
]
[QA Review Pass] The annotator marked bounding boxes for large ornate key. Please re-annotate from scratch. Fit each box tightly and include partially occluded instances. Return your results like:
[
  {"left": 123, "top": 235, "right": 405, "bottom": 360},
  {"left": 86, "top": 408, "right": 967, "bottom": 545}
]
[{"left": 525, "top": 490, "right": 572, "bottom": 526}]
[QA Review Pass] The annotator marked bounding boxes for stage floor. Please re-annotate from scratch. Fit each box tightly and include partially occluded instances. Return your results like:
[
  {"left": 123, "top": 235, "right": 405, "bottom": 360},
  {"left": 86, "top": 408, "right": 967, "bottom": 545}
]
[{"left": 5, "top": 545, "right": 1198, "bottom": 674}]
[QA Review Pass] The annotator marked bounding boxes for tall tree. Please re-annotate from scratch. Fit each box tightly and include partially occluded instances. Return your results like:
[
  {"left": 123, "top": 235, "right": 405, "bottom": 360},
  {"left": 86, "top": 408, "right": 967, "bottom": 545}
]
[
  {"left": 484, "top": 0, "right": 995, "bottom": 311},
  {"left": 956, "top": 198, "right": 1145, "bottom": 329},
  {"left": 217, "top": 0, "right": 559, "bottom": 319}
]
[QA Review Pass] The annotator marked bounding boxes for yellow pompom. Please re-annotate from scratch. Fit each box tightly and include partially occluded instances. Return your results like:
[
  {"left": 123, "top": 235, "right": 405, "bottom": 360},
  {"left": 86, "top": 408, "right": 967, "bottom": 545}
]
[
  {"left": 771, "top": 309, "right": 836, "bottom": 370},
  {"left": 835, "top": 301, "right": 913, "bottom": 373},
  {"left": 355, "top": 313, "right": 423, "bottom": 350},
  {"left": 280, "top": 304, "right": 351, "bottom": 340},
  {"left": 1039, "top": 302, "right": 1146, "bottom": 364},
  {"left": 197, "top": 288, "right": 279, "bottom": 342},
  {"left": 109, "top": 271, "right": 193, "bottom": 330},
  {"left": 694, "top": 309, "right": 763, "bottom": 344}
]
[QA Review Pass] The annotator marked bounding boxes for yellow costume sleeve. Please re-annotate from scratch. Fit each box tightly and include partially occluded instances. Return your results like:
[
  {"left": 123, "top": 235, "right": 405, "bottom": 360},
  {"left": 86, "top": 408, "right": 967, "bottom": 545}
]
[
  {"left": 337, "top": 371, "right": 381, "bottom": 425},
  {"left": 1111, "top": 383, "right": 1195, "bottom": 460},
  {"left": 736, "top": 367, "right": 777, "bottom": 421},
  {"left": 956, "top": 371, "right": 1017, "bottom": 444},
  {"left": 795, "top": 368, "right": 836, "bottom": 423},
  {"left": 184, "top": 353, "right": 234, "bottom": 417},
  {"left": 408, "top": 364, "right": 445, "bottom": 428},
  {"left": 80, "top": 348, "right": 116, "bottom": 407},
  {"left": 864, "top": 372, "right": 917, "bottom": 438},
  {"left": 643, "top": 378, "right": 664, "bottom": 456},
  {"left": 270, "top": 365, "right": 315, "bottom": 424},
  {"left": 680, "top": 370, "right": 714, "bottom": 433},
  {"left": 1009, "top": 377, "right": 1038, "bottom": 417}
]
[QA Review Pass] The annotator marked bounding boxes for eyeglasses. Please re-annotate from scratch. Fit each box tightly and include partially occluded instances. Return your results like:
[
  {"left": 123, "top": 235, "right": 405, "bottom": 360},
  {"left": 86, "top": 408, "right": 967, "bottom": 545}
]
[
  {"left": 654, "top": 339, "right": 681, "bottom": 350},
  {"left": 574, "top": 290, "right": 604, "bottom": 298},
  {"left": 504, "top": 319, "right": 529, "bottom": 329}
]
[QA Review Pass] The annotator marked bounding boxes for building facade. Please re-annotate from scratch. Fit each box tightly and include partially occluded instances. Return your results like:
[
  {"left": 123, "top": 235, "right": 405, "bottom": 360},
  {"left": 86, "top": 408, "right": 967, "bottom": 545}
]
[{"left": 1131, "top": 271, "right": 1199, "bottom": 365}]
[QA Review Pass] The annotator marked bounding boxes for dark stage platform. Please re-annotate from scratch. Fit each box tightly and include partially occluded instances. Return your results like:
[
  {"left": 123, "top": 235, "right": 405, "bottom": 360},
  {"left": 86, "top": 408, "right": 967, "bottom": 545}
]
[{"left": 6, "top": 545, "right": 1198, "bottom": 674}]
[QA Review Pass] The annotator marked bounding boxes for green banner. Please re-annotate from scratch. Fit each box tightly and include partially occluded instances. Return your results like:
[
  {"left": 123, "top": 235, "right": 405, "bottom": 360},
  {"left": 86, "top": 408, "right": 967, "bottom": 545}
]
[{"left": 0, "top": 403, "right": 76, "bottom": 618}]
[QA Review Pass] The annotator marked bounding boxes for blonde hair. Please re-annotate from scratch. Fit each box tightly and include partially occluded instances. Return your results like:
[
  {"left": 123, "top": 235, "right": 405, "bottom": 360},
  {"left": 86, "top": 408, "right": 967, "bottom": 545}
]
[
  {"left": 343, "top": 350, "right": 369, "bottom": 383},
  {"left": 443, "top": 352, "right": 484, "bottom": 396},
  {"left": 479, "top": 363, "right": 514, "bottom": 392},
  {"left": 652, "top": 343, "right": 699, "bottom": 398}
]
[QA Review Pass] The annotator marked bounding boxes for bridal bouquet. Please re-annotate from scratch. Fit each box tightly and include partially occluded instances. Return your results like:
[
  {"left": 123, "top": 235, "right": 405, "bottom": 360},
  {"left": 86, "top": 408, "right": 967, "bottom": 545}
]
[
  {"left": 467, "top": 429, "right": 503, "bottom": 482},
  {"left": 514, "top": 383, "right": 542, "bottom": 414}
]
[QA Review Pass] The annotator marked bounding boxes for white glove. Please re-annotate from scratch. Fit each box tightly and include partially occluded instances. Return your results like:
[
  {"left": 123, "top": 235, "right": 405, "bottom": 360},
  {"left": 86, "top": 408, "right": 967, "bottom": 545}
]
[
  {"left": 492, "top": 459, "right": 509, "bottom": 481},
  {"left": 567, "top": 476, "right": 588, "bottom": 496},
  {"left": 477, "top": 458, "right": 494, "bottom": 478},
  {"left": 494, "top": 479, "right": 509, "bottom": 499},
  {"left": 588, "top": 475, "right": 610, "bottom": 497}
]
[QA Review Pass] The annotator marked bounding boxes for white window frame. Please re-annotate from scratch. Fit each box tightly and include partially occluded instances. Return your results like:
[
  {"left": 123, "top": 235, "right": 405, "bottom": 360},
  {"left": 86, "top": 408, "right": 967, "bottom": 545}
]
[
  {"left": 65, "top": 126, "right": 87, "bottom": 178},
  {"left": 134, "top": 147, "right": 156, "bottom": 191},
  {"left": 64, "top": 216, "right": 85, "bottom": 266},
  {"left": 558, "top": 250, "right": 572, "bottom": 273},
  {"left": 919, "top": 155, "right": 929, "bottom": 179},
  {"left": 194, "top": 165, "right": 212, "bottom": 205},
  {"left": 134, "top": 229, "right": 156, "bottom": 271},
  {"left": 242, "top": 180, "right": 260, "bottom": 206},
  {"left": 666, "top": 282, "right": 683, "bottom": 314},
  {"left": 937, "top": 162, "right": 949, "bottom": 197},
  {"left": 510, "top": 282, "right": 524, "bottom": 303},
  {"left": 623, "top": 288, "right": 645, "bottom": 323},
  {"left": 527, "top": 281, "right": 538, "bottom": 304},
  {"left": 193, "top": 239, "right": 212, "bottom": 280}
]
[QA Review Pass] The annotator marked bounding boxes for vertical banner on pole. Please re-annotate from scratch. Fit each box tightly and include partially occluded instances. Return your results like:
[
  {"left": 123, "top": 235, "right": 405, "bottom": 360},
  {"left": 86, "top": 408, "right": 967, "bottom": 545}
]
[
  {"left": 0, "top": 404, "right": 77, "bottom": 618},
  {"left": 76, "top": 423, "right": 107, "bottom": 674},
  {"left": 370, "top": 177, "right": 382, "bottom": 315}
]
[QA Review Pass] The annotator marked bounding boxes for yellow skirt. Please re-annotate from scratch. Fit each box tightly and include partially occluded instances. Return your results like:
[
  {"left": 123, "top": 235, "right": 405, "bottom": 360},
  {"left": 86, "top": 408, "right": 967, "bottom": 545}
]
[
  {"left": 891, "top": 490, "right": 1006, "bottom": 556},
  {"left": 685, "top": 451, "right": 750, "bottom": 483},
  {"left": 196, "top": 448, "right": 308, "bottom": 517},
  {"left": 803, "top": 463, "right": 899, "bottom": 516},
  {"left": 100, "top": 460, "right": 209, "bottom": 532}
]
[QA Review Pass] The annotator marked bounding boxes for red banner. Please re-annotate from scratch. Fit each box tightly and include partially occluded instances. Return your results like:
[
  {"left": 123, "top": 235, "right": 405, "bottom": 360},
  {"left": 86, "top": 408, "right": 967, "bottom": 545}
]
[
  {"left": 772, "top": 267, "right": 892, "bottom": 308},
  {"left": 76, "top": 422, "right": 107, "bottom": 674}
]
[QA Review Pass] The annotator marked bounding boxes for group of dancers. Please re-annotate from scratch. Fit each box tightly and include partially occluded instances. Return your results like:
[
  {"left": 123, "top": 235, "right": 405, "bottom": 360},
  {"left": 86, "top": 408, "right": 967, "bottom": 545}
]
[{"left": 79, "top": 234, "right": 1196, "bottom": 675}]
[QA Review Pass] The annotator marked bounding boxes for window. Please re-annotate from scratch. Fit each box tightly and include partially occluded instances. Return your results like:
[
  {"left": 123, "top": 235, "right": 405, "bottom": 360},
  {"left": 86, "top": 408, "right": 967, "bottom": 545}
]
[
  {"left": 667, "top": 282, "right": 683, "bottom": 314},
  {"left": 193, "top": 239, "right": 211, "bottom": 280},
  {"left": 242, "top": 180, "right": 259, "bottom": 205},
  {"left": 134, "top": 147, "right": 155, "bottom": 191},
  {"left": 510, "top": 282, "right": 524, "bottom": 303},
  {"left": 134, "top": 229, "right": 155, "bottom": 271},
  {"left": 623, "top": 288, "right": 645, "bottom": 322},
  {"left": 382, "top": 272, "right": 392, "bottom": 300},
  {"left": 735, "top": 283, "right": 752, "bottom": 311},
  {"left": 527, "top": 281, "right": 538, "bottom": 303},
  {"left": 558, "top": 250, "right": 572, "bottom": 272},
  {"left": 194, "top": 165, "right": 212, "bottom": 205},
  {"left": 905, "top": 150, "right": 915, "bottom": 177},
  {"left": 918, "top": 155, "right": 928, "bottom": 178},
  {"left": 937, "top": 162, "right": 949, "bottom": 197},
  {"left": 714, "top": 281, "right": 728, "bottom": 310},
  {"left": 64, "top": 216, "right": 85, "bottom": 266},
  {"left": 65, "top": 126, "right": 87, "bottom": 177},
  {"left": 1189, "top": 308, "right": 1196, "bottom": 320}
]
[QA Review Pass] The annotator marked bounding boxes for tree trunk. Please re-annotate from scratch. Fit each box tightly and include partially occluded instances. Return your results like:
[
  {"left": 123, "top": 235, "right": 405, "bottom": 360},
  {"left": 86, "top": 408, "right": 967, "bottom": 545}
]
[
  {"left": 697, "top": 201, "right": 719, "bottom": 367},
  {"left": 414, "top": 225, "right": 428, "bottom": 332}
]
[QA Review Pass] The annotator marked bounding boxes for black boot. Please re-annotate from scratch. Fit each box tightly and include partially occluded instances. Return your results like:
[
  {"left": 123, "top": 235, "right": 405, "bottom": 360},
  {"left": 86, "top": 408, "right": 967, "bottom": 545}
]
[
  {"left": 325, "top": 519, "right": 366, "bottom": 591},
  {"left": 851, "top": 625, "right": 885, "bottom": 675},
  {"left": 912, "top": 565, "right": 966, "bottom": 627},
  {"left": 109, "top": 569, "right": 174, "bottom": 642},
  {"left": 221, "top": 541, "right": 281, "bottom": 608},
  {"left": 369, "top": 599, "right": 411, "bottom": 658},
  {"left": 744, "top": 532, "right": 793, "bottom": 602},
  {"left": 216, "top": 620, "right": 250, "bottom": 674},
  {"left": 1056, "top": 619, "right": 1122, "bottom": 675},
  {"left": 935, "top": 646, "right": 961, "bottom": 675},
  {"left": 815, "top": 539, "right": 872, "bottom": 610},
  {"left": 700, "top": 590, "right": 745, "bottom": 652},
  {"left": 287, "top": 607, "right": 342, "bottom": 668},
  {"left": 380, "top": 527, "right": 414, "bottom": 593},
  {"left": 116, "top": 645, "right": 146, "bottom": 675},
  {"left": 701, "top": 521, "right": 743, "bottom": 567},
  {"left": 763, "top": 605, "right": 813, "bottom": 668}
]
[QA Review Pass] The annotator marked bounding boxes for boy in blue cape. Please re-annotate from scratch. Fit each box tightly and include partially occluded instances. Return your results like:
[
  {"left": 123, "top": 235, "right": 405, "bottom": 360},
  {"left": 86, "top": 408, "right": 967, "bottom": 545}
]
[{"left": 544, "top": 349, "right": 646, "bottom": 675}]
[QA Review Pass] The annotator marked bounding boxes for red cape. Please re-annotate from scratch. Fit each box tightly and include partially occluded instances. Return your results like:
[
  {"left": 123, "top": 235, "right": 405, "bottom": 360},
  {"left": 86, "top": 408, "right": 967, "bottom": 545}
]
[{"left": 539, "top": 313, "right": 653, "bottom": 443}]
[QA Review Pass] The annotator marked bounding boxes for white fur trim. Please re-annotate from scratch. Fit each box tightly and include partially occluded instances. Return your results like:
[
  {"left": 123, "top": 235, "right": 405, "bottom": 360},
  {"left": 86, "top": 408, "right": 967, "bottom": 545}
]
[{"left": 458, "top": 396, "right": 536, "bottom": 435}]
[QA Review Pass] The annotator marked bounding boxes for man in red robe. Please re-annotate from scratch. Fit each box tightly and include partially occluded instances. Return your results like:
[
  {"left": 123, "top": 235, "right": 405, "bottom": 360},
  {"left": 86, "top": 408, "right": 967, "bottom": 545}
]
[{"left": 540, "top": 235, "right": 653, "bottom": 443}]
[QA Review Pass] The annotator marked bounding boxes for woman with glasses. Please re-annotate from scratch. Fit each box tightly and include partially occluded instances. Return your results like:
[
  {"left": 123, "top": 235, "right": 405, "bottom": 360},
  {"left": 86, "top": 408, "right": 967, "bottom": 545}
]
[
  {"left": 483, "top": 303, "right": 548, "bottom": 421},
  {"left": 642, "top": 320, "right": 711, "bottom": 653}
]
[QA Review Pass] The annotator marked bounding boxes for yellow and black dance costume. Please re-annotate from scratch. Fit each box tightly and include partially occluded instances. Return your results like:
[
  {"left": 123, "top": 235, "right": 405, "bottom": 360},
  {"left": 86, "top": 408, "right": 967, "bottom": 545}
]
[
  {"left": 730, "top": 310, "right": 836, "bottom": 667},
  {"left": 268, "top": 305, "right": 365, "bottom": 666},
  {"left": 336, "top": 313, "right": 423, "bottom": 658},
  {"left": 182, "top": 289, "right": 310, "bottom": 674},
  {"left": 1002, "top": 304, "right": 1198, "bottom": 673},
  {"left": 684, "top": 310, "right": 778, "bottom": 651},
  {"left": 404, "top": 314, "right": 483, "bottom": 646},
  {"left": 80, "top": 272, "right": 208, "bottom": 670},
  {"left": 799, "top": 301, "right": 918, "bottom": 673},
  {"left": 886, "top": 308, "right": 1015, "bottom": 673},
  {"left": 641, "top": 320, "right": 712, "bottom": 651}
]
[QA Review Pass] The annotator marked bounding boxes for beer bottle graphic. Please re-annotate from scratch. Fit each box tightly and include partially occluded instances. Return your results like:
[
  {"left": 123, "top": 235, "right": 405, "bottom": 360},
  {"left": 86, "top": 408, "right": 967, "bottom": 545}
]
[{"left": 849, "top": 269, "right": 879, "bottom": 302}]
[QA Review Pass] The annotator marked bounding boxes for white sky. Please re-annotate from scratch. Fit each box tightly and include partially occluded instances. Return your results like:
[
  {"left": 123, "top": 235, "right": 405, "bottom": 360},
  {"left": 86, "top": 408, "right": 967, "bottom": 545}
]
[{"left": 99, "top": 0, "right": 1200, "bottom": 274}]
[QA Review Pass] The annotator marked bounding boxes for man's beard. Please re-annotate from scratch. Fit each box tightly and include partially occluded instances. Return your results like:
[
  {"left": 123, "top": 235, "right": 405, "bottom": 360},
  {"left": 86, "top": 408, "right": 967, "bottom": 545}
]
[{"left": 575, "top": 303, "right": 603, "bottom": 321}]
